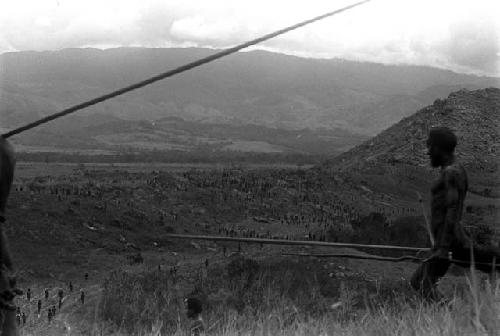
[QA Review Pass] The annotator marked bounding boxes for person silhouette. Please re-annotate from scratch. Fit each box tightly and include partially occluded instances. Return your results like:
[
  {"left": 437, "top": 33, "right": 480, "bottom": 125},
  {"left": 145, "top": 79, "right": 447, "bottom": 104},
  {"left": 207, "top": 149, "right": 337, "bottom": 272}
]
[
  {"left": 185, "top": 297, "right": 205, "bottom": 336},
  {"left": 0, "top": 137, "right": 22, "bottom": 336},
  {"left": 411, "top": 127, "right": 500, "bottom": 300}
]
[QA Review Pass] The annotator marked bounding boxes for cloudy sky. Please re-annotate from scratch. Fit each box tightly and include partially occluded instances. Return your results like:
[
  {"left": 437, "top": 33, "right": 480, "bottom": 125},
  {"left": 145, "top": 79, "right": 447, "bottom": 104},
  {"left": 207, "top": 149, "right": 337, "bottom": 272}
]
[{"left": 0, "top": 0, "right": 498, "bottom": 76}]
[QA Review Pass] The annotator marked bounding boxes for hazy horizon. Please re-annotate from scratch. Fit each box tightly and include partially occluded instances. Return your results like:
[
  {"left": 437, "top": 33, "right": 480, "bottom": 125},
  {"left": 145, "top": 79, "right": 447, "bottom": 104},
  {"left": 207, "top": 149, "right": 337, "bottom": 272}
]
[
  {"left": 2, "top": 46, "right": 499, "bottom": 80},
  {"left": 1, "top": 0, "right": 498, "bottom": 77}
]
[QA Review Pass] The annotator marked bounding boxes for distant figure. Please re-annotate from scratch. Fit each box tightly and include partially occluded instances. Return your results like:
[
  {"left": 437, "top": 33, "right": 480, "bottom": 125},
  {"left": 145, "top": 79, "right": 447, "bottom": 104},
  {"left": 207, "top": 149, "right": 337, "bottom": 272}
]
[
  {"left": 80, "top": 290, "right": 85, "bottom": 305},
  {"left": 47, "top": 309, "right": 52, "bottom": 323},
  {"left": 58, "top": 289, "right": 63, "bottom": 300},
  {"left": 84, "top": 272, "right": 89, "bottom": 281},
  {"left": 204, "top": 259, "right": 209, "bottom": 269},
  {"left": 69, "top": 282, "right": 73, "bottom": 292},
  {"left": 58, "top": 298, "right": 62, "bottom": 310},
  {"left": 0, "top": 136, "right": 22, "bottom": 336},
  {"left": 185, "top": 297, "right": 205, "bottom": 336},
  {"left": 37, "top": 300, "right": 42, "bottom": 314},
  {"left": 26, "top": 288, "right": 31, "bottom": 301},
  {"left": 44, "top": 289, "right": 49, "bottom": 300},
  {"left": 411, "top": 127, "right": 500, "bottom": 300},
  {"left": 21, "top": 312, "right": 25, "bottom": 325}
]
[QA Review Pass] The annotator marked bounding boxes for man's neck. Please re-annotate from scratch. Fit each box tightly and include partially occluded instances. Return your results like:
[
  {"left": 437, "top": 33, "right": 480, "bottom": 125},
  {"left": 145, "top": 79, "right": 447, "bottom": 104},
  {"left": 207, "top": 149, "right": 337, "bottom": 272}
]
[{"left": 440, "top": 154, "right": 455, "bottom": 169}]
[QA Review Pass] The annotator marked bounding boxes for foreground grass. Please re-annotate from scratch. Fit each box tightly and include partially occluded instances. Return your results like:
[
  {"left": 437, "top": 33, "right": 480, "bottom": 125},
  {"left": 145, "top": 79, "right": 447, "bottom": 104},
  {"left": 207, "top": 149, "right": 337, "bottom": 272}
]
[{"left": 91, "top": 257, "right": 500, "bottom": 336}]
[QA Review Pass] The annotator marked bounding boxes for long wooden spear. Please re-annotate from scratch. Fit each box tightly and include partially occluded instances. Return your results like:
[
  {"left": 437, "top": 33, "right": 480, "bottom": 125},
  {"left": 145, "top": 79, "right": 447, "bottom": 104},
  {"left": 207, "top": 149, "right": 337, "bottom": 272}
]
[
  {"left": 164, "top": 234, "right": 429, "bottom": 252},
  {"left": 282, "top": 252, "right": 424, "bottom": 262}
]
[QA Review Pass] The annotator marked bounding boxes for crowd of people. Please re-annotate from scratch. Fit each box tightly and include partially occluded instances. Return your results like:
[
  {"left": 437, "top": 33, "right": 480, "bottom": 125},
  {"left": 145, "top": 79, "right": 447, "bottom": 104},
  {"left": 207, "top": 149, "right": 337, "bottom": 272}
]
[
  {"left": 13, "top": 274, "right": 88, "bottom": 331},
  {"left": 13, "top": 165, "right": 422, "bottom": 230},
  {"left": 11, "top": 164, "right": 426, "bottom": 251}
]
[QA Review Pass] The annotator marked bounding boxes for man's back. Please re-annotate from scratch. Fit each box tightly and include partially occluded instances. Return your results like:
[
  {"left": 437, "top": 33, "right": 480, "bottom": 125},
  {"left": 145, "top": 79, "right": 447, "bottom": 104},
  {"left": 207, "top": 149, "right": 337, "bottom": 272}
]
[{"left": 430, "top": 161, "right": 469, "bottom": 249}]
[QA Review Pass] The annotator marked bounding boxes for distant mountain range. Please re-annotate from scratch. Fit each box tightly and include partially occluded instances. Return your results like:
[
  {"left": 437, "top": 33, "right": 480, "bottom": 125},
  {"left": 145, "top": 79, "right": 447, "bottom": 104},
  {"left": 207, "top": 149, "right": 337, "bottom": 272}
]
[{"left": 1, "top": 48, "right": 498, "bottom": 155}]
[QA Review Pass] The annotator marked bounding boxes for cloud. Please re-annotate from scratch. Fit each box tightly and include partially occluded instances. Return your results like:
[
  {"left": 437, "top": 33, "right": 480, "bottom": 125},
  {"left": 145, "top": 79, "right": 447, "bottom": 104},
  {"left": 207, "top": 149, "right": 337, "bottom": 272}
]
[
  {"left": 0, "top": 0, "right": 499, "bottom": 76},
  {"left": 440, "top": 18, "right": 499, "bottom": 75},
  {"left": 170, "top": 16, "right": 244, "bottom": 45}
]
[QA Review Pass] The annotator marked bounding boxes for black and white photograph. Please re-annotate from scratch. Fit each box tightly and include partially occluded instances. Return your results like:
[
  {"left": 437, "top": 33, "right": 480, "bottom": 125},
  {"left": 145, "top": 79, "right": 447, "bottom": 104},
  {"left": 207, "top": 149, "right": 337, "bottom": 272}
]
[{"left": 0, "top": 0, "right": 499, "bottom": 335}]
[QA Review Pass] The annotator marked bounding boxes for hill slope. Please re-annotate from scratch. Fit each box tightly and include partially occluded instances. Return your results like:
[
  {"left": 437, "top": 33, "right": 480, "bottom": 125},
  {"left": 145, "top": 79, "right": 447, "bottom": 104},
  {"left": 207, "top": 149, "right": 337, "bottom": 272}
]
[{"left": 329, "top": 88, "right": 500, "bottom": 174}]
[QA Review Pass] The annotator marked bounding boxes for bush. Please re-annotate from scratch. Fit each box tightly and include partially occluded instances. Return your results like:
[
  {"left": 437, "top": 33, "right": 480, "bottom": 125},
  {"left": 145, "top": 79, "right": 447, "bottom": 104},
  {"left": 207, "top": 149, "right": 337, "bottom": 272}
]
[{"left": 100, "top": 269, "right": 180, "bottom": 334}]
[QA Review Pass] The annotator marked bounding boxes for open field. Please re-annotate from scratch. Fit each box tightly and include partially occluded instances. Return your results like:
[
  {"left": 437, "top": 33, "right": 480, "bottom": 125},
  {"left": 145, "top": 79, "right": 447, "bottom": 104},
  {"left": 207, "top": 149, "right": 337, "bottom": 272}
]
[{"left": 6, "top": 161, "right": 499, "bottom": 335}]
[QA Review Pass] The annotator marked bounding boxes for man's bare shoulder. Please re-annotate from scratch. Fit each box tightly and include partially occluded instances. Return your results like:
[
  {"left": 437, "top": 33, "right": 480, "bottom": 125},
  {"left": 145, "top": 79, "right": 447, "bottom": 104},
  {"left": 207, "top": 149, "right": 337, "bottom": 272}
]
[{"left": 442, "top": 162, "right": 467, "bottom": 185}]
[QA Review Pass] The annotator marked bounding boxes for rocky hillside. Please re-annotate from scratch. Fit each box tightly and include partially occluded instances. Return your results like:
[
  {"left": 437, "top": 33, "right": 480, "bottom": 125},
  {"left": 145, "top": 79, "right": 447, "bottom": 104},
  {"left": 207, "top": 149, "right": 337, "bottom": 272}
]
[{"left": 328, "top": 88, "right": 500, "bottom": 174}]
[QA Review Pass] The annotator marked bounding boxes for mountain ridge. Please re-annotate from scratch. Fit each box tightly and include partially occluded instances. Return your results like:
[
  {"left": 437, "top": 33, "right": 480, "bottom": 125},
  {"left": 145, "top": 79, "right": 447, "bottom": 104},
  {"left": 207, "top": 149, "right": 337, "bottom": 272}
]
[{"left": 2, "top": 47, "right": 498, "bottom": 136}]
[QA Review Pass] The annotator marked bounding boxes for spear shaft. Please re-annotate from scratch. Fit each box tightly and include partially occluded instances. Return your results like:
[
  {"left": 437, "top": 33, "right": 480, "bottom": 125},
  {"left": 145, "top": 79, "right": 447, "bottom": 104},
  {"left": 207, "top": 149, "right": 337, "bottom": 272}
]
[{"left": 165, "top": 234, "right": 429, "bottom": 252}]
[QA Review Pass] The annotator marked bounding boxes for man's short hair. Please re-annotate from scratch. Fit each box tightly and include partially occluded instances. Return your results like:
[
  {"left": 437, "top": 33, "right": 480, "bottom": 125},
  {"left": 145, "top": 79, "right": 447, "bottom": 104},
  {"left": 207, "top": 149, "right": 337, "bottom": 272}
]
[{"left": 427, "top": 127, "right": 457, "bottom": 153}]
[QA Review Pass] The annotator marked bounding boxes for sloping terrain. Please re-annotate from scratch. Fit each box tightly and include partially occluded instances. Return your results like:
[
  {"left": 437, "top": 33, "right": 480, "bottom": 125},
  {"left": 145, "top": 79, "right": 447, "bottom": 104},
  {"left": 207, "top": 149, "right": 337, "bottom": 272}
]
[
  {"left": 328, "top": 88, "right": 500, "bottom": 174},
  {"left": 5, "top": 89, "right": 500, "bottom": 335}
]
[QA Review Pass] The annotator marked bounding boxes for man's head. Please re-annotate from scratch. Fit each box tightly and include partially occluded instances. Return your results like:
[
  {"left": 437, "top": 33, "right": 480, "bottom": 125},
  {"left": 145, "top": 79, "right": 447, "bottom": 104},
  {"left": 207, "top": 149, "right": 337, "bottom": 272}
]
[
  {"left": 185, "top": 297, "right": 202, "bottom": 319},
  {"left": 0, "top": 137, "right": 16, "bottom": 214},
  {"left": 426, "top": 127, "right": 457, "bottom": 168}
]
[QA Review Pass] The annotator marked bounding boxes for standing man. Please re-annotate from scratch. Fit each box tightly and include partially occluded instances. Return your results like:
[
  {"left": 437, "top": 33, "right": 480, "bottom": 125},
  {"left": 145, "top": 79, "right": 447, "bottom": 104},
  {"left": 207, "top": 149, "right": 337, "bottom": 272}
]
[
  {"left": 185, "top": 297, "right": 205, "bottom": 336},
  {"left": 0, "top": 136, "right": 21, "bottom": 335},
  {"left": 411, "top": 127, "right": 500, "bottom": 300}
]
